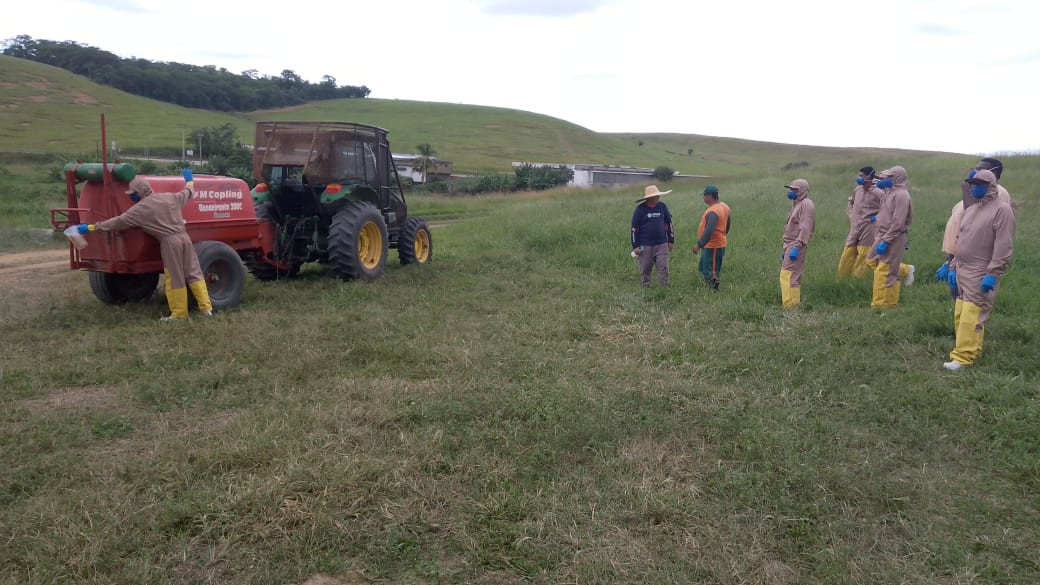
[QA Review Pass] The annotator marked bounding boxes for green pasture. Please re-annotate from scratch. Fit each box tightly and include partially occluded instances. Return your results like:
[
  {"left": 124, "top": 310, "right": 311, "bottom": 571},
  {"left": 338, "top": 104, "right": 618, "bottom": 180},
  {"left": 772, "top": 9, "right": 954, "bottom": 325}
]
[{"left": 2, "top": 151, "right": 1038, "bottom": 583}]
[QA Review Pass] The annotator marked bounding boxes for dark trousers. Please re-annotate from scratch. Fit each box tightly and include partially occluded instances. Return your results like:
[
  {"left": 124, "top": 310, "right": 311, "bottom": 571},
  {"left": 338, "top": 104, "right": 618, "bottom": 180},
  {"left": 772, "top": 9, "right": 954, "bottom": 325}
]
[{"left": 698, "top": 247, "right": 725, "bottom": 290}]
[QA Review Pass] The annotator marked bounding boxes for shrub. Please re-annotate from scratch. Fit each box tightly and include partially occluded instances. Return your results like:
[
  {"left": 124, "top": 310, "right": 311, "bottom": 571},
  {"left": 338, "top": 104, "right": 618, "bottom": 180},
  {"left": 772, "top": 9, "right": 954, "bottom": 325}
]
[
  {"left": 653, "top": 166, "right": 676, "bottom": 182},
  {"left": 513, "top": 163, "right": 573, "bottom": 191}
]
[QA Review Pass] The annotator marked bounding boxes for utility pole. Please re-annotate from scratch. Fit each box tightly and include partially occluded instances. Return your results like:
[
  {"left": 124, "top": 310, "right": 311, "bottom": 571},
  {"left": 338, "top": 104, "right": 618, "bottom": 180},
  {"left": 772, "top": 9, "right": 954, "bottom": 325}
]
[{"left": 181, "top": 129, "right": 186, "bottom": 162}]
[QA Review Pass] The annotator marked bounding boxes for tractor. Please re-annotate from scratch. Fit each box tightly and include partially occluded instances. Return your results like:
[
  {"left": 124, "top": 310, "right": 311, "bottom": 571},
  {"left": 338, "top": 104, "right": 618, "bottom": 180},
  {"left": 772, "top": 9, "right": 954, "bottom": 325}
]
[
  {"left": 50, "top": 116, "right": 431, "bottom": 313},
  {"left": 247, "top": 121, "right": 432, "bottom": 281}
]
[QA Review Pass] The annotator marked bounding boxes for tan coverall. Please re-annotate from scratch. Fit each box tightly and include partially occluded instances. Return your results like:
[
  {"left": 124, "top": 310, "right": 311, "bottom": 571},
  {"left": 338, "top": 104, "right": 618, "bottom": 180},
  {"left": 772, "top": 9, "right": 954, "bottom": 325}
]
[
  {"left": 95, "top": 177, "right": 212, "bottom": 319},
  {"left": 942, "top": 184, "right": 1012, "bottom": 256},
  {"left": 837, "top": 183, "right": 882, "bottom": 278},
  {"left": 867, "top": 166, "right": 912, "bottom": 308},
  {"left": 779, "top": 179, "right": 815, "bottom": 308},
  {"left": 948, "top": 171, "right": 1015, "bottom": 366}
]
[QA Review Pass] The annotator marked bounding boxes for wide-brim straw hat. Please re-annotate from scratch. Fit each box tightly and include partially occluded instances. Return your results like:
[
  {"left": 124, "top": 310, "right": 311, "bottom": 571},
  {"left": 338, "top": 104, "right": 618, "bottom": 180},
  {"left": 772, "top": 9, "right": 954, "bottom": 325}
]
[{"left": 635, "top": 184, "right": 672, "bottom": 202}]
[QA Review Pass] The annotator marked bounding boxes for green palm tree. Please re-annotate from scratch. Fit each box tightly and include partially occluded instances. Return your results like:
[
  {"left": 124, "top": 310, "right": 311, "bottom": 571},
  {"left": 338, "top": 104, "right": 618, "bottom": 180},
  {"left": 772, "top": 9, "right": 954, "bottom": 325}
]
[{"left": 414, "top": 143, "right": 437, "bottom": 183}]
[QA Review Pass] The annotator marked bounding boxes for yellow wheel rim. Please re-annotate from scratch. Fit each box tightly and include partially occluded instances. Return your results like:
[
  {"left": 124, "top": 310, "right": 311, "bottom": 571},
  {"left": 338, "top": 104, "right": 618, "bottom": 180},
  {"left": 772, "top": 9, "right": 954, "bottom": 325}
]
[
  {"left": 414, "top": 229, "right": 431, "bottom": 263},
  {"left": 358, "top": 220, "right": 382, "bottom": 269}
]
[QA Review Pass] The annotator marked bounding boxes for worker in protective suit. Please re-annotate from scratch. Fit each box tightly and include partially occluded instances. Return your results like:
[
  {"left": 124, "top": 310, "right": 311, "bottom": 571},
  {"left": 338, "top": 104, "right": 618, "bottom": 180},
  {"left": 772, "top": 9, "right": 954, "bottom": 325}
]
[
  {"left": 866, "top": 166, "right": 915, "bottom": 308},
  {"left": 837, "top": 166, "right": 882, "bottom": 278},
  {"left": 779, "top": 179, "right": 815, "bottom": 308},
  {"left": 943, "top": 169, "right": 1015, "bottom": 371},
  {"left": 75, "top": 169, "right": 212, "bottom": 321},
  {"left": 935, "top": 157, "right": 1012, "bottom": 289}
]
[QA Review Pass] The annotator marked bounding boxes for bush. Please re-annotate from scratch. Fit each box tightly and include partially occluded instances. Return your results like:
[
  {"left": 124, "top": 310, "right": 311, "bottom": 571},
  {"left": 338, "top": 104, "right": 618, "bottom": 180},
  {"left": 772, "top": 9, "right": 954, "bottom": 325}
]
[
  {"left": 653, "top": 166, "right": 676, "bottom": 182},
  {"left": 513, "top": 163, "right": 573, "bottom": 191}
]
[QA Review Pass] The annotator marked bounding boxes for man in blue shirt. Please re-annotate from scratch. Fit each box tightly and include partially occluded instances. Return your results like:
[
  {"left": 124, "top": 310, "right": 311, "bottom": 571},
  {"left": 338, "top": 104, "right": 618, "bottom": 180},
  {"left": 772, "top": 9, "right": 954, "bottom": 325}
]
[{"left": 631, "top": 185, "right": 674, "bottom": 287}]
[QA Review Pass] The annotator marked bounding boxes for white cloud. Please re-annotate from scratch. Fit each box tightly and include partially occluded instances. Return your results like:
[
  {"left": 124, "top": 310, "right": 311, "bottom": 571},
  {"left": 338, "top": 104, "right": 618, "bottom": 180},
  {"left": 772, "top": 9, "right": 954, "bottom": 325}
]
[{"left": 3, "top": 0, "right": 1039, "bottom": 153}]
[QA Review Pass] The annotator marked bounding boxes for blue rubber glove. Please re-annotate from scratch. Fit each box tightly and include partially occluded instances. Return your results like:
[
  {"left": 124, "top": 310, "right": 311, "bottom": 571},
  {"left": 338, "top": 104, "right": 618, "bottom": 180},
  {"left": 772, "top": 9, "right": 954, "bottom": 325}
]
[
  {"left": 788, "top": 247, "right": 799, "bottom": 261},
  {"left": 875, "top": 240, "right": 889, "bottom": 255},
  {"left": 76, "top": 223, "right": 95, "bottom": 235},
  {"left": 935, "top": 262, "right": 949, "bottom": 282},
  {"left": 182, "top": 167, "right": 193, "bottom": 182},
  {"left": 981, "top": 274, "right": 997, "bottom": 293},
  {"left": 869, "top": 214, "right": 877, "bottom": 222}
]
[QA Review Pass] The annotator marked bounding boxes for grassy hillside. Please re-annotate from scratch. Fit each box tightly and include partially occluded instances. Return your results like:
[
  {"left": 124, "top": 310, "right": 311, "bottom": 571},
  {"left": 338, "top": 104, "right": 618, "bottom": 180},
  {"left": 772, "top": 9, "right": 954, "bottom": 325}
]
[
  {"left": 2, "top": 162, "right": 1038, "bottom": 583},
  {"left": 0, "top": 55, "right": 967, "bottom": 177}
]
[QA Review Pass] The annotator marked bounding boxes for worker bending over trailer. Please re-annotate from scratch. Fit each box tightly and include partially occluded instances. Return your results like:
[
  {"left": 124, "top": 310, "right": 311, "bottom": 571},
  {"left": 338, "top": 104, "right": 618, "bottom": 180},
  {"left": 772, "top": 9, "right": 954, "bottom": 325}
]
[{"left": 76, "top": 169, "right": 212, "bottom": 321}]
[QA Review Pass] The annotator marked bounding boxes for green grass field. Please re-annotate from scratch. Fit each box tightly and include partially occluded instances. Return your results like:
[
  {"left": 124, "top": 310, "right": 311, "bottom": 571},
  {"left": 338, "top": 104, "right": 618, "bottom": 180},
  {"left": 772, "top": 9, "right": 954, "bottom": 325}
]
[{"left": 1, "top": 55, "right": 1038, "bottom": 584}]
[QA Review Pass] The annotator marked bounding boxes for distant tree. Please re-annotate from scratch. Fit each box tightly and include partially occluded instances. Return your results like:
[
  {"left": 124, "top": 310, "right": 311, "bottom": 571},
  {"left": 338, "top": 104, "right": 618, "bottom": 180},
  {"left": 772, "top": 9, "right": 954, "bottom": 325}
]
[
  {"left": 513, "top": 163, "right": 573, "bottom": 191},
  {"left": 414, "top": 143, "right": 438, "bottom": 183},
  {"left": 653, "top": 166, "right": 676, "bottom": 182},
  {"left": 687, "top": 148, "right": 694, "bottom": 156},
  {"left": 1, "top": 36, "right": 371, "bottom": 112}
]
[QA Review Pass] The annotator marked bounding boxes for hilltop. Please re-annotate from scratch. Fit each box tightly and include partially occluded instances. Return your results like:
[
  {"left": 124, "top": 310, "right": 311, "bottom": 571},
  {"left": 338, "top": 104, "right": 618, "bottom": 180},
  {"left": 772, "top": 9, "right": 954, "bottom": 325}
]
[{"left": 0, "top": 55, "right": 956, "bottom": 177}]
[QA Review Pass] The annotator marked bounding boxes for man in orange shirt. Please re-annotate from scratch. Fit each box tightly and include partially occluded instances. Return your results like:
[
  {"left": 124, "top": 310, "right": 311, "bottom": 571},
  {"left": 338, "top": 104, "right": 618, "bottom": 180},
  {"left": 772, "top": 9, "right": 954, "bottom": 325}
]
[{"left": 691, "top": 185, "right": 731, "bottom": 291}]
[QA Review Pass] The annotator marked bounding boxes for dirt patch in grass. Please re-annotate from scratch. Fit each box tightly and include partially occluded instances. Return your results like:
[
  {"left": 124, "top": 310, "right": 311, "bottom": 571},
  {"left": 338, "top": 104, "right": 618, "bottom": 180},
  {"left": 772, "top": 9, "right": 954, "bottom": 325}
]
[
  {"left": 301, "top": 573, "right": 369, "bottom": 585},
  {"left": 19, "top": 385, "right": 128, "bottom": 416}
]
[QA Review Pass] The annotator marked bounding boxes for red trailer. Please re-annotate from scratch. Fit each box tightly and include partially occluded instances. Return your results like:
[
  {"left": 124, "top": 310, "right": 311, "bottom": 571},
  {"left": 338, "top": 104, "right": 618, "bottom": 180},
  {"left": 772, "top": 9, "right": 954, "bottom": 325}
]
[{"left": 49, "top": 115, "right": 285, "bottom": 309}]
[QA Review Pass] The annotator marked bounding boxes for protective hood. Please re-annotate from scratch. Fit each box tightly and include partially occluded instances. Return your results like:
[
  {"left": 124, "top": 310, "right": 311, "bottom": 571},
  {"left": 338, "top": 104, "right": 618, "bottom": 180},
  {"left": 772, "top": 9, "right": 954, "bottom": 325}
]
[
  {"left": 877, "top": 166, "right": 908, "bottom": 190},
  {"left": 785, "top": 178, "right": 809, "bottom": 201},
  {"left": 125, "top": 177, "right": 154, "bottom": 199},
  {"left": 967, "top": 168, "right": 999, "bottom": 202}
]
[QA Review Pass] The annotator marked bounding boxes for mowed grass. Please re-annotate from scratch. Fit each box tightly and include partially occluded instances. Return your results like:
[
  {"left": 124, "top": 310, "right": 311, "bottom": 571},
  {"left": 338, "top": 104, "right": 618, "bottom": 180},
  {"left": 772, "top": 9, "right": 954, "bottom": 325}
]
[{"left": 2, "top": 155, "right": 1038, "bottom": 584}]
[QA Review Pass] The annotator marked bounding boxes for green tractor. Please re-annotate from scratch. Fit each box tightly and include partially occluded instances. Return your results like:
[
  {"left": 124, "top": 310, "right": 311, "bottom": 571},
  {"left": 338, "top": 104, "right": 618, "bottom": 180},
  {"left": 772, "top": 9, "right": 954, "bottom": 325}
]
[{"left": 247, "top": 121, "right": 432, "bottom": 281}]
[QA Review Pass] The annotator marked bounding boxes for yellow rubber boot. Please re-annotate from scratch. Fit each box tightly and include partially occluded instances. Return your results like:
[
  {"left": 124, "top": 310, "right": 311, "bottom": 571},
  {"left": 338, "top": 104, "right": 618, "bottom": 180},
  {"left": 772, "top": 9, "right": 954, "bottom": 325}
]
[
  {"left": 852, "top": 246, "right": 871, "bottom": 278},
  {"left": 953, "top": 298, "right": 964, "bottom": 331},
  {"left": 189, "top": 279, "right": 213, "bottom": 313},
  {"left": 780, "top": 269, "right": 799, "bottom": 308},
  {"left": 163, "top": 288, "right": 189, "bottom": 320},
  {"left": 870, "top": 262, "right": 889, "bottom": 308},
  {"left": 837, "top": 246, "right": 857, "bottom": 278},
  {"left": 163, "top": 270, "right": 178, "bottom": 315},
  {"left": 898, "top": 263, "right": 910, "bottom": 279},
  {"left": 950, "top": 301, "right": 985, "bottom": 365},
  {"left": 884, "top": 279, "right": 902, "bottom": 307}
]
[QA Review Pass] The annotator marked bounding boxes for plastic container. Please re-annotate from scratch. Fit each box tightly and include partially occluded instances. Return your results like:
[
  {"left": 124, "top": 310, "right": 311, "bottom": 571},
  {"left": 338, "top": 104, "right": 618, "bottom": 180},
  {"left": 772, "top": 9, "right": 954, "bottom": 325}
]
[{"left": 63, "top": 226, "right": 88, "bottom": 250}]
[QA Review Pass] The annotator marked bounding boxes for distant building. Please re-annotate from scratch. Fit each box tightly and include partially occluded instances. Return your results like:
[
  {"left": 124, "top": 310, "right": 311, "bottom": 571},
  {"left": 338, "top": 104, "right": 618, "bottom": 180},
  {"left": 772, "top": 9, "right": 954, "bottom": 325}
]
[
  {"left": 511, "top": 162, "right": 708, "bottom": 188},
  {"left": 393, "top": 154, "right": 453, "bottom": 183}
]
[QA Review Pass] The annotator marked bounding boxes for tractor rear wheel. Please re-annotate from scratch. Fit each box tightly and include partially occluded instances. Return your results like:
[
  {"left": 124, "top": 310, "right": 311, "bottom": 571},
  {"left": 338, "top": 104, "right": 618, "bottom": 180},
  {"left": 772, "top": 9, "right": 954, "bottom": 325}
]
[
  {"left": 194, "top": 241, "right": 246, "bottom": 310},
  {"left": 328, "top": 201, "right": 387, "bottom": 281},
  {"left": 245, "top": 202, "right": 301, "bottom": 280},
  {"left": 398, "top": 216, "right": 433, "bottom": 265},
  {"left": 89, "top": 271, "right": 160, "bottom": 304}
]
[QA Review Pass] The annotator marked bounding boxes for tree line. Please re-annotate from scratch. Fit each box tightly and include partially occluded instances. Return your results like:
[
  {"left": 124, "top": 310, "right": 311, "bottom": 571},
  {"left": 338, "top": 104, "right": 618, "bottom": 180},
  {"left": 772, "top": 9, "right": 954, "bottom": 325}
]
[{"left": 1, "top": 35, "right": 370, "bottom": 111}]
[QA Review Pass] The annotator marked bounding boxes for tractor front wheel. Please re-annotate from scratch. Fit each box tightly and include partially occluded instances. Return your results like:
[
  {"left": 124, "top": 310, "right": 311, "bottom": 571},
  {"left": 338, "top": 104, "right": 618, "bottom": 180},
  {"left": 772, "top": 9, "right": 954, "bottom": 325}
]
[
  {"left": 88, "top": 271, "right": 160, "bottom": 304},
  {"left": 194, "top": 241, "right": 246, "bottom": 310},
  {"left": 398, "top": 216, "right": 433, "bottom": 265},
  {"left": 328, "top": 201, "right": 388, "bottom": 281}
]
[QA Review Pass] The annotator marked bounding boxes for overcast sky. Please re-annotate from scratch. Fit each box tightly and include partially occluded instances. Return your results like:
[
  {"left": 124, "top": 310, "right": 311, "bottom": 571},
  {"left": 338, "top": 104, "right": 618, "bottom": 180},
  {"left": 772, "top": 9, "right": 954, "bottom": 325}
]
[{"left": 6, "top": 0, "right": 1039, "bottom": 154}]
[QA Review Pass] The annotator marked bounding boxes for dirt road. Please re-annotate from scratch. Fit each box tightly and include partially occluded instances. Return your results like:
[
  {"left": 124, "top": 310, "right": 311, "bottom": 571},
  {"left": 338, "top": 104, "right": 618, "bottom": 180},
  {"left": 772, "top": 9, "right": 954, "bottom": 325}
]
[{"left": 0, "top": 248, "right": 70, "bottom": 276}]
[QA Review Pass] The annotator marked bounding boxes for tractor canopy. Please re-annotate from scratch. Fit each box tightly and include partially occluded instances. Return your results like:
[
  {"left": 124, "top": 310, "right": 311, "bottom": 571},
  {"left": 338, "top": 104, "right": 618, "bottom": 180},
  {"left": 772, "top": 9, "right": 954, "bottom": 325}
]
[{"left": 252, "top": 121, "right": 394, "bottom": 189}]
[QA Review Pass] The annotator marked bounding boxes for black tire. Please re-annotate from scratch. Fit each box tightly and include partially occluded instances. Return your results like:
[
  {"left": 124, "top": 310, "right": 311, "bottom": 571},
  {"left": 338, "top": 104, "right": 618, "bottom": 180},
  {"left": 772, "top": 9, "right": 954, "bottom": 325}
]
[
  {"left": 398, "top": 216, "right": 433, "bottom": 266},
  {"left": 328, "top": 201, "right": 387, "bottom": 281},
  {"left": 245, "top": 202, "right": 301, "bottom": 280},
  {"left": 194, "top": 241, "right": 246, "bottom": 310},
  {"left": 88, "top": 271, "right": 160, "bottom": 304}
]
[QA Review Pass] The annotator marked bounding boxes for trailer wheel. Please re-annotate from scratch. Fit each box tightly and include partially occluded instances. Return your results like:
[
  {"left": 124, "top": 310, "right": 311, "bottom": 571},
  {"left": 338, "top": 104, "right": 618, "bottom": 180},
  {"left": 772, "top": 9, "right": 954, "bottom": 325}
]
[
  {"left": 194, "top": 241, "right": 246, "bottom": 310},
  {"left": 328, "top": 201, "right": 387, "bottom": 281},
  {"left": 397, "top": 216, "right": 433, "bottom": 265},
  {"left": 88, "top": 272, "right": 160, "bottom": 304}
]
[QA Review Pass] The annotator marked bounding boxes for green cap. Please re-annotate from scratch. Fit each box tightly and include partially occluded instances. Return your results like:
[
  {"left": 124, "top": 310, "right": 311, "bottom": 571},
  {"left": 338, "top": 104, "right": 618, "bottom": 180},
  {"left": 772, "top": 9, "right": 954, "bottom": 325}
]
[{"left": 703, "top": 184, "right": 719, "bottom": 196}]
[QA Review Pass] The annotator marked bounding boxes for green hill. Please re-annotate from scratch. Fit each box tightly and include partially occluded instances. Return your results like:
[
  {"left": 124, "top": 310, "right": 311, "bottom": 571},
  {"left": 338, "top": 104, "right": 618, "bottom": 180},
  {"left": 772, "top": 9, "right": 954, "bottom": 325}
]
[{"left": 0, "top": 55, "right": 964, "bottom": 177}]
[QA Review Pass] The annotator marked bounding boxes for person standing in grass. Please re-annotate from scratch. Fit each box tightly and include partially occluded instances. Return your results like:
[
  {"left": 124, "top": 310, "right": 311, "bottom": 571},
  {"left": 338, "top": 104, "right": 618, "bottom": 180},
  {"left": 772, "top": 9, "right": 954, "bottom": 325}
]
[
  {"left": 74, "top": 169, "right": 213, "bottom": 321},
  {"left": 837, "top": 166, "right": 881, "bottom": 278},
  {"left": 691, "top": 184, "right": 730, "bottom": 291},
  {"left": 866, "top": 166, "right": 916, "bottom": 308},
  {"left": 631, "top": 184, "right": 674, "bottom": 288},
  {"left": 943, "top": 169, "right": 1015, "bottom": 371},
  {"left": 779, "top": 179, "right": 815, "bottom": 308},
  {"left": 935, "top": 157, "right": 1012, "bottom": 290}
]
